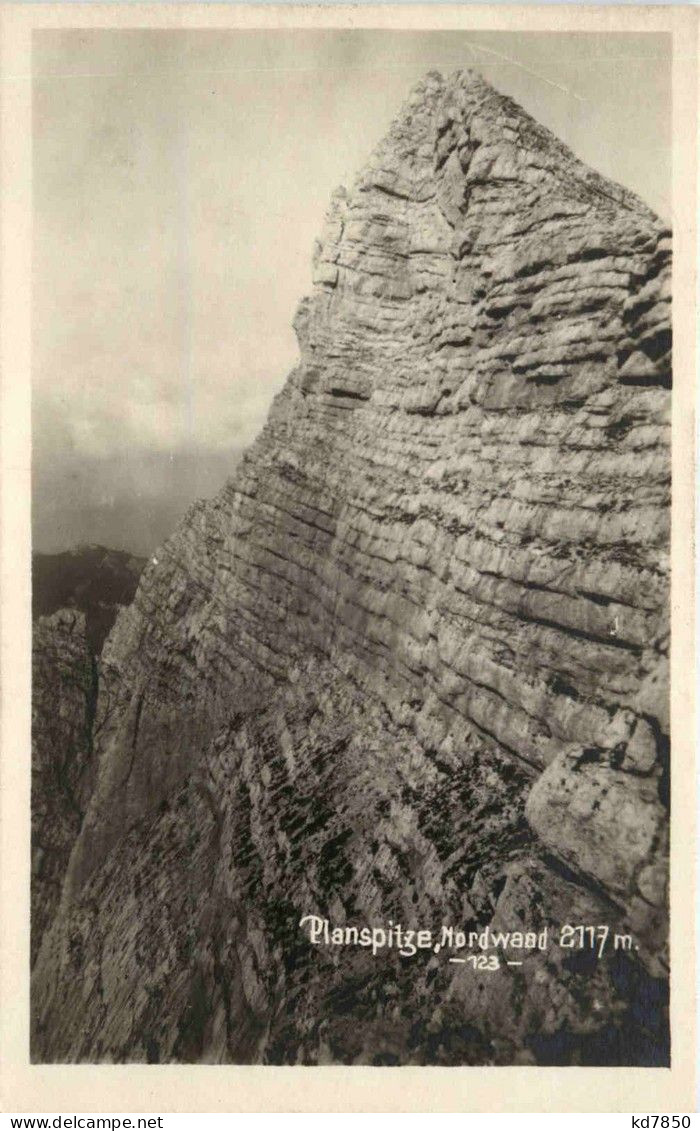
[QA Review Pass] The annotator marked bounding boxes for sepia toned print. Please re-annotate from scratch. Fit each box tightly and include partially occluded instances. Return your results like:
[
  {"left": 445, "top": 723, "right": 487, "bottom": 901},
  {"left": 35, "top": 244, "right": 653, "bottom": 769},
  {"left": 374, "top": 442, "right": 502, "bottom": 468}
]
[{"left": 28, "top": 27, "right": 674, "bottom": 1070}]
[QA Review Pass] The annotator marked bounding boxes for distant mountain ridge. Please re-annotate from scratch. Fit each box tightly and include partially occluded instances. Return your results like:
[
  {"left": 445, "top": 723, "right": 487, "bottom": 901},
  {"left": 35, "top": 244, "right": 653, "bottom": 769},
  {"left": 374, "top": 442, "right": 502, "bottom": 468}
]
[{"left": 33, "top": 544, "right": 146, "bottom": 653}]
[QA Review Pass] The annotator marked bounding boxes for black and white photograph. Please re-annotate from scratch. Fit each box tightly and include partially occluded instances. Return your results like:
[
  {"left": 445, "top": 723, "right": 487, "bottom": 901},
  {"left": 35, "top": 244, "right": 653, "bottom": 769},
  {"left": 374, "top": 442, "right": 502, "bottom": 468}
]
[{"left": 13, "top": 12, "right": 688, "bottom": 1086}]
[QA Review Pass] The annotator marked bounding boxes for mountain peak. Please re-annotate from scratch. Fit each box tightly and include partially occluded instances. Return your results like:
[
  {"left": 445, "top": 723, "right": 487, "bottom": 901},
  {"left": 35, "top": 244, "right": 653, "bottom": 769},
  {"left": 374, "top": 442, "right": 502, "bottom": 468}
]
[{"left": 369, "top": 66, "right": 660, "bottom": 225}]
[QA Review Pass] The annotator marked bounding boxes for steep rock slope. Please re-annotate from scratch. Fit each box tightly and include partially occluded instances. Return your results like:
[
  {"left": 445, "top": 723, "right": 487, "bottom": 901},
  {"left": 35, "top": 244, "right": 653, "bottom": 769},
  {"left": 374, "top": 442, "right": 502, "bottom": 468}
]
[
  {"left": 32, "top": 70, "right": 671, "bottom": 1065},
  {"left": 31, "top": 548, "right": 146, "bottom": 964},
  {"left": 31, "top": 610, "right": 96, "bottom": 964}
]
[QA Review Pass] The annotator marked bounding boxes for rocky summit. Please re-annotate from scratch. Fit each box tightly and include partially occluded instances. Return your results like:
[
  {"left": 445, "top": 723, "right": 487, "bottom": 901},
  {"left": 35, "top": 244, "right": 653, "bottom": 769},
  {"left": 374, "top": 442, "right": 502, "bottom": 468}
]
[{"left": 31, "top": 70, "right": 671, "bottom": 1065}]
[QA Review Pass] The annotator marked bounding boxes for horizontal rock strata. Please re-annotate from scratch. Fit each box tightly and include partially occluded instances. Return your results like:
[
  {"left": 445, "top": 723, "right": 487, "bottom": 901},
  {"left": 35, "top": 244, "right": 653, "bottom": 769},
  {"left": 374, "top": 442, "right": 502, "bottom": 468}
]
[{"left": 32, "top": 69, "right": 671, "bottom": 1065}]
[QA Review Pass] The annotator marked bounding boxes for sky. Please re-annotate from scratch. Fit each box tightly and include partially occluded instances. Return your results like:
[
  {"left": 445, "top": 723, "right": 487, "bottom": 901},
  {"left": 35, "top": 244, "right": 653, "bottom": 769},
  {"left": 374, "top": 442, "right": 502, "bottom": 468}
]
[{"left": 32, "top": 29, "right": 671, "bottom": 555}]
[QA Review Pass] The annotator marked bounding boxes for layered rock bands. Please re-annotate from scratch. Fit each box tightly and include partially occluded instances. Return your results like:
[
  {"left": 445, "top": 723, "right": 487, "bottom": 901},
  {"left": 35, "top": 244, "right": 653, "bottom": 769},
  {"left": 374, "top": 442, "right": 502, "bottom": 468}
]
[{"left": 32, "top": 70, "right": 671, "bottom": 1065}]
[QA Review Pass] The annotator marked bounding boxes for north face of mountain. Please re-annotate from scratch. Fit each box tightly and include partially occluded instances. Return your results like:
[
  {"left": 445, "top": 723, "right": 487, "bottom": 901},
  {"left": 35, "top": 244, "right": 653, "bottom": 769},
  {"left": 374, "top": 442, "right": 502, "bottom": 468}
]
[{"left": 32, "top": 70, "right": 671, "bottom": 1065}]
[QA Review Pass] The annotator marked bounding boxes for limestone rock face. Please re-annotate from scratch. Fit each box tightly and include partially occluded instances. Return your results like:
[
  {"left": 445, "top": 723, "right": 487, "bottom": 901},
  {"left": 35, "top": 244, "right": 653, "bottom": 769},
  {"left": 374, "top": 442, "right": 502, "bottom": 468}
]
[{"left": 31, "top": 70, "right": 670, "bottom": 1065}]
